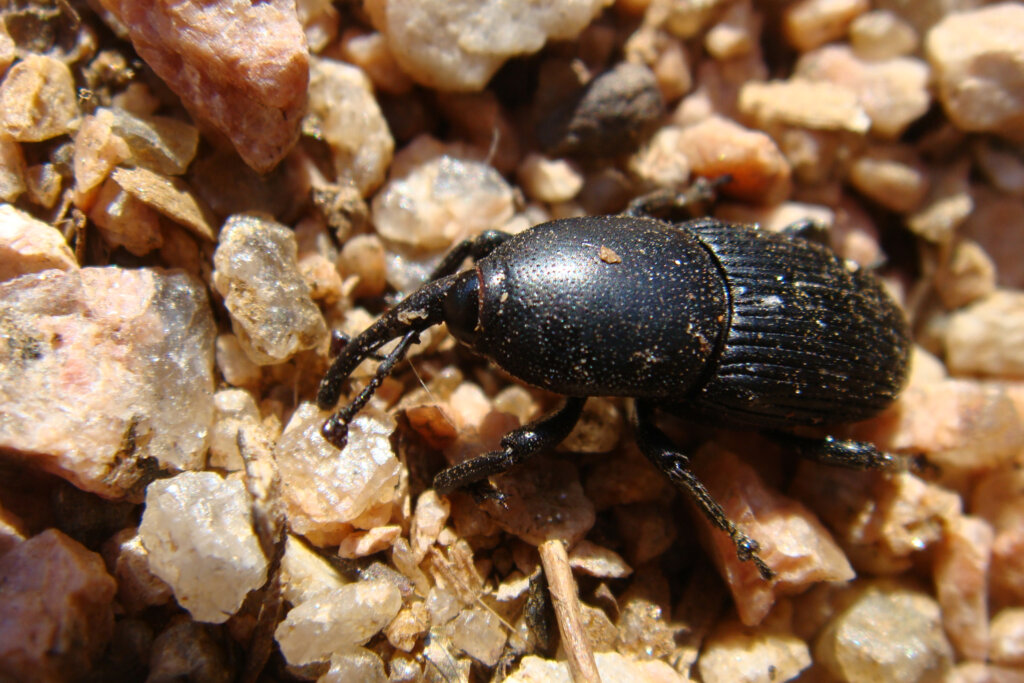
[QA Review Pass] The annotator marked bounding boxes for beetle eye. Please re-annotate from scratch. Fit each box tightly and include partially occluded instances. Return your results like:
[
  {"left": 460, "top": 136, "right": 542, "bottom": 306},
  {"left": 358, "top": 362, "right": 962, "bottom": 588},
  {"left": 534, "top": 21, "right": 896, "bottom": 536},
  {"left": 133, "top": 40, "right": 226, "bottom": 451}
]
[{"left": 444, "top": 270, "right": 481, "bottom": 345}]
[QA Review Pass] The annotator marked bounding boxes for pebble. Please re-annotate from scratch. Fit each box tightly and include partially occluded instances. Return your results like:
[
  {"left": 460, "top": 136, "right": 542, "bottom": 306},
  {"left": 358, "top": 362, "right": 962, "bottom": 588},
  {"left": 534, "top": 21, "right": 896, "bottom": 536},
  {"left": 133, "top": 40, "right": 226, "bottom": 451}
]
[
  {"left": 676, "top": 115, "right": 793, "bottom": 205},
  {"left": 698, "top": 608, "right": 811, "bottom": 683},
  {"left": 615, "top": 502, "right": 677, "bottom": 566},
  {"left": 567, "top": 539, "right": 633, "bottom": 579},
  {"left": 208, "top": 388, "right": 261, "bottom": 470},
  {"left": 0, "top": 529, "right": 116, "bottom": 681},
  {"left": 274, "top": 579, "right": 402, "bottom": 666},
  {"left": 72, "top": 109, "right": 132, "bottom": 208},
  {"left": 97, "top": 0, "right": 308, "bottom": 172},
  {"left": 0, "top": 267, "right": 215, "bottom": 497},
  {"left": 934, "top": 239, "right": 996, "bottom": 310},
  {"left": 536, "top": 61, "right": 665, "bottom": 158},
  {"left": 0, "top": 135, "right": 26, "bottom": 202},
  {"left": 849, "top": 10, "right": 919, "bottom": 60},
  {"left": 972, "top": 467, "right": 1024, "bottom": 605},
  {"left": 506, "top": 652, "right": 687, "bottom": 683},
  {"left": 147, "top": 615, "right": 233, "bottom": 682},
  {"left": 385, "top": 602, "right": 430, "bottom": 651},
  {"left": 990, "top": 608, "right": 1024, "bottom": 666},
  {"left": 926, "top": 3, "right": 1024, "bottom": 139},
  {"left": 739, "top": 79, "right": 871, "bottom": 134},
  {"left": 376, "top": 0, "right": 612, "bottom": 91},
  {"left": 338, "top": 233, "right": 388, "bottom": 299},
  {"left": 628, "top": 125, "right": 691, "bottom": 192},
  {"left": 0, "top": 55, "right": 78, "bottom": 141},
  {"left": 139, "top": 471, "right": 268, "bottom": 623},
  {"left": 945, "top": 290, "right": 1024, "bottom": 379},
  {"left": 306, "top": 57, "right": 394, "bottom": 196},
  {"left": 89, "top": 176, "right": 164, "bottom": 255},
  {"left": 782, "top": 0, "right": 869, "bottom": 52},
  {"left": 320, "top": 649, "right": 388, "bottom": 683},
  {"left": 962, "top": 189, "right": 1024, "bottom": 289},
  {"left": 847, "top": 145, "right": 929, "bottom": 213},
  {"left": 973, "top": 139, "right": 1024, "bottom": 196},
  {"left": 795, "top": 45, "right": 931, "bottom": 139},
  {"left": 446, "top": 606, "right": 508, "bottom": 666},
  {"left": 0, "top": 203, "right": 77, "bottom": 280},
  {"left": 110, "top": 167, "right": 217, "bottom": 242},
  {"left": 372, "top": 150, "right": 515, "bottom": 252},
  {"left": 103, "top": 107, "right": 199, "bottom": 176},
  {"left": 692, "top": 445, "right": 854, "bottom": 626},
  {"left": 516, "top": 153, "right": 583, "bottom": 204},
  {"left": 214, "top": 333, "right": 262, "bottom": 390},
  {"left": 814, "top": 584, "right": 953, "bottom": 682},
  {"left": 934, "top": 514, "right": 993, "bottom": 660},
  {"left": 411, "top": 490, "right": 451, "bottom": 562},
  {"left": 337, "top": 525, "right": 402, "bottom": 559},
  {"left": 279, "top": 533, "right": 349, "bottom": 606},
  {"left": 338, "top": 29, "right": 414, "bottom": 95},
  {"left": 486, "top": 458, "right": 596, "bottom": 546},
  {"left": 274, "top": 403, "right": 399, "bottom": 547},
  {"left": 213, "top": 214, "right": 328, "bottom": 365},
  {"left": 704, "top": 1, "right": 759, "bottom": 60},
  {"left": 101, "top": 527, "right": 173, "bottom": 614}
]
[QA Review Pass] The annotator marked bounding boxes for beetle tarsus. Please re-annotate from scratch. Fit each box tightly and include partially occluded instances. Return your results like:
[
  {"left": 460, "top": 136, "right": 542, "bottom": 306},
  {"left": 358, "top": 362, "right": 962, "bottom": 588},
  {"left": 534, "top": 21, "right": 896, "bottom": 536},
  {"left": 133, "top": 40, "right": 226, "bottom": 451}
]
[
  {"left": 633, "top": 401, "right": 776, "bottom": 580},
  {"left": 779, "top": 433, "right": 897, "bottom": 471},
  {"left": 433, "top": 397, "right": 586, "bottom": 495}
]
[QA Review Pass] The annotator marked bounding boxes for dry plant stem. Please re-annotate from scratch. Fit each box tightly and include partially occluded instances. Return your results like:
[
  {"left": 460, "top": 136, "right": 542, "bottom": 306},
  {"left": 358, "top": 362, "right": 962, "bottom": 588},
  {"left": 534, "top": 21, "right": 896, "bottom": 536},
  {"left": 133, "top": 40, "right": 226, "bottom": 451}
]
[{"left": 538, "top": 540, "right": 602, "bottom": 683}]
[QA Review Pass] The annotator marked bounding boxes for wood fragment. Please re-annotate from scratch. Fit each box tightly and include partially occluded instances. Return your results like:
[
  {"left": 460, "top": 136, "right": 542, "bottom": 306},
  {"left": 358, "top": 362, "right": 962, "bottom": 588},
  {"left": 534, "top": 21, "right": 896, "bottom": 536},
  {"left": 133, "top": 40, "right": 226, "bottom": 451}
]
[{"left": 538, "top": 540, "right": 601, "bottom": 683}]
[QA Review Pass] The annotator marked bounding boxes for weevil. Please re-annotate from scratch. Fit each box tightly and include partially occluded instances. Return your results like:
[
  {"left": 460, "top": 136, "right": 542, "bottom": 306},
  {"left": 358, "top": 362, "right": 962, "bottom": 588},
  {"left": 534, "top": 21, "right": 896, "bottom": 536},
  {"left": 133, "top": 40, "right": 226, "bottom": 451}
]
[{"left": 317, "top": 204, "right": 910, "bottom": 579}]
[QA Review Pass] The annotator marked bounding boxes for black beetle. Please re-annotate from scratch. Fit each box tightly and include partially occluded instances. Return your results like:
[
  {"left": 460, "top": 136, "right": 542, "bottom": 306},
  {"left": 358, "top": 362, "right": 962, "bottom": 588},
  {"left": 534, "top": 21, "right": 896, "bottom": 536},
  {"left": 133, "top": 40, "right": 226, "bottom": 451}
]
[{"left": 317, "top": 205, "right": 910, "bottom": 579}]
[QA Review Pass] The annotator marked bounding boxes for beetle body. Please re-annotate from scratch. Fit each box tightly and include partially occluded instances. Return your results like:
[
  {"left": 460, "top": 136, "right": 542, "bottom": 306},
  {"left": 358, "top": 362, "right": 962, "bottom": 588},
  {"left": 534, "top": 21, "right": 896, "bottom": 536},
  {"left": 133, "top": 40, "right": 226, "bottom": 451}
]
[{"left": 318, "top": 213, "right": 911, "bottom": 580}]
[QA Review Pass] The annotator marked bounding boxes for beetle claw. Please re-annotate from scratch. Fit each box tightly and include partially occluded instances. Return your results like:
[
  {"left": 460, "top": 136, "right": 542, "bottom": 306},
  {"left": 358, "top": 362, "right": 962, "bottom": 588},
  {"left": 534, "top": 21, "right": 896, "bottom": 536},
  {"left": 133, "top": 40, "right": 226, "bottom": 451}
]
[{"left": 321, "top": 417, "right": 349, "bottom": 450}]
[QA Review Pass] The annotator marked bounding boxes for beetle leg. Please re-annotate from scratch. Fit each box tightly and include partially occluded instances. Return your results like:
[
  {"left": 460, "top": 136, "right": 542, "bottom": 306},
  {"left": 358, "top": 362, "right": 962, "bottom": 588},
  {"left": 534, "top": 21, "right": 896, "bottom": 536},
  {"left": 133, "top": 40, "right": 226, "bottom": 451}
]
[
  {"left": 433, "top": 397, "right": 586, "bottom": 498},
  {"left": 322, "top": 329, "right": 420, "bottom": 448},
  {"left": 428, "top": 230, "right": 512, "bottom": 280},
  {"left": 776, "top": 433, "right": 897, "bottom": 471},
  {"left": 632, "top": 401, "right": 775, "bottom": 580},
  {"left": 778, "top": 218, "right": 830, "bottom": 246},
  {"left": 622, "top": 176, "right": 728, "bottom": 219}
]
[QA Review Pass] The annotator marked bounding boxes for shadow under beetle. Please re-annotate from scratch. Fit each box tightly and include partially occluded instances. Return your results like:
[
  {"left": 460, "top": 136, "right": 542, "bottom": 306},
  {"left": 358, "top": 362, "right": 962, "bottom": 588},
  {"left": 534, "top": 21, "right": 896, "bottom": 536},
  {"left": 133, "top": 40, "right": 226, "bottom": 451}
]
[{"left": 317, "top": 202, "right": 911, "bottom": 580}]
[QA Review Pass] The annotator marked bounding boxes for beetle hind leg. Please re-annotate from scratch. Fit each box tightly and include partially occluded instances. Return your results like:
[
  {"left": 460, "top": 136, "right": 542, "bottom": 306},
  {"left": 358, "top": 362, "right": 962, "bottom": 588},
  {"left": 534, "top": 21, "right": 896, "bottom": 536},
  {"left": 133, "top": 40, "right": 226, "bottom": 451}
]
[
  {"left": 632, "top": 401, "right": 775, "bottom": 580},
  {"left": 433, "top": 397, "right": 586, "bottom": 500},
  {"left": 776, "top": 433, "right": 898, "bottom": 471}
]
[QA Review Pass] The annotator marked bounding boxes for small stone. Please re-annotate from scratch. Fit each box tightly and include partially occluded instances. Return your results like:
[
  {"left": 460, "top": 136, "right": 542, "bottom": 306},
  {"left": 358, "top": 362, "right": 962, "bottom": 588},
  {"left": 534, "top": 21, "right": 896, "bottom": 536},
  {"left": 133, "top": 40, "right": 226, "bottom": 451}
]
[
  {"left": 0, "top": 55, "right": 78, "bottom": 142},
  {"left": 795, "top": 45, "right": 931, "bottom": 139},
  {"left": 213, "top": 214, "right": 328, "bottom": 365},
  {"left": 378, "top": 0, "right": 612, "bottom": 91},
  {"left": 274, "top": 579, "right": 402, "bottom": 666},
  {"left": 677, "top": 116, "right": 793, "bottom": 205},
  {"left": 628, "top": 125, "right": 691, "bottom": 192},
  {"left": 814, "top": 584, "right": 953, "bottom": 683},
  {"left": 101, "top": 527, "right": 173, "bottom": 613},
  {"left": 71, "top": 110, "right": 131, "bottom": 208},
  {"left": 705, "top": 1, "right": 759, "bottom": 60},
  {"left": 0, "top": 267, "right": 216, "bottom": 497},
  {"left": 847, "top": 145, "right": 929, "bottom": 213},
  {"left": 294, "top": 216, "right": 343, "bottom": 304},
  {"left": 0, "top": 529, "right": 116, "bottom": 681},
  {"left": 506, "top": 652, "right": 688, "bottom": 683},
  {"left": 372, "top": 150, "right": 515, "bottom": 252},
  {"left": 962, "top": 190, "right": 1024, "bottom": 290},
  {"left": 411, "top": 490, "right": 451, "bottom": 562},
  {"left": 446, "top": 606, "right": 508, "bottom": 666},
  {"left": 337, "top": 525, "right": 402, "bottom": 559},
  {"left": 739, "top": 79, "right": 871, "bottom": 134},
  {"left": 973, "top": 140, "right": 1024, "bottom": 196},
  {"left": 0, "top": 203, "right": 77, "bottom": 280},
  {"left": 110, "top": 167, "right": 217, "bottom": 243},
  {"left": 694, "top": 445, "right": 855, "bottom": 626},
  {"left": 89, "top": 176, "right": 164, "bottom": 255},
  {"left": 339, "top": 29, "right": 414, "bottom": 95},
  {"left": 560, "top": 397, "right": 622, "bottom": 453},
  {"left": 148, "top": 615, "right": 234, "bottom": 682},
  {"left": 485, "top": 458, "right": 596, "bottom": 546},
  {"left": 385, "top": 602, "right": 430, "bottom": 652},
  {"left": 935, "top": 515, "right": 993, "bottom": 660},
  {"left": 972, "top": 467, "right": 1024, "bottom": 605},
  {"left": 537, "top": 62, "right": 664, "bottom": 158},
  {"left": 279, "top": 533, "right": 349, "bottom": 606},
  {"left": 849, "top": 10, "right": 919, "bottom": 60},
  {"left": 615, "top": 588, "right": 680, "bottom": 660},
  {"left": 782, "top": 0, "right": 869, "bottom": 52},
  {"left": 0, "top": 135, "right": 26, "bottom": 202},
  {"left": 926, "top": 3, "right": 1024, "bottom": 139},
  {"left": 517, "top": 153, "right": 583, "bottom": 204},
  {"left": 614, "top": 502, "right": 677, "bottom": 566},
  {"left": 945, "top": 291, "right": 1024, "bottom": 379},
  {"left": 934, "top": 240, "right": 997, "bottom": 310},
  {"left": 25, "top": 162, "right": 61, "bottom": 208},
  {"left": 103, "top": 107, "right": 199, "bottom": 176},
  {"left": 208, "top": 388, "right": 261, "bottom": 470},
  {"left": 585, "top": 445, "right": 673, "bottom": 509},
  {"left": 139, "top": 471, "right": 268, "bottom": 623},
  {"left": 0, "top": 22, "right": 13, "bottom": 76},
  {"left": 306, "top": 57, "right": 394, "bottom": 196},
  {"left": 338, "top": 234, "right": 388, "bottom": 299},
  {"left": 97, "top": 0, "right": 308, "bottom": 172},
  {"left": 567, "top": 539, "right": 632, "bottom": 579},
  {"left": 275, "top": 403, "right": 399, "bottom": 547},
  {"left": 320, "top": 649, "right": 388, "bottom": 683},
  {"left": 699, "top": 610, "right": 812, "bottom": 683},
  {"left": 990, "top": 608, "right": 1024, "bottom": 666},
  {"left": 215, "top": 333, "right": 261, "bottom": 390},
  {"left": 436, "top": 91, "right": 520, "bottom": 174}
]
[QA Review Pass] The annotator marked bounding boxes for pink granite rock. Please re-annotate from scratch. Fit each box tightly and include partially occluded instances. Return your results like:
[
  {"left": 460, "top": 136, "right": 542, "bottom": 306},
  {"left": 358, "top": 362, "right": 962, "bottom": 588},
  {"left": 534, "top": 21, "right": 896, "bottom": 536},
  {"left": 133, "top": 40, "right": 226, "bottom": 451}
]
[{"left": 96, "top": 0, "right": 308, "bottom": 172}]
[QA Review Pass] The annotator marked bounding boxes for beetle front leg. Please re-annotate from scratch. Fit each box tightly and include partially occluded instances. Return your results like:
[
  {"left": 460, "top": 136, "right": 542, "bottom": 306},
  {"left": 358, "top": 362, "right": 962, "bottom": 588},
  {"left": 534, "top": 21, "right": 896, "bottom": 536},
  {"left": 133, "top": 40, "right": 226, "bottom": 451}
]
[
  {"left": 433, "top": 397, "right": 586, "bottom": 502},
  {"left": 632, "top": 401, "right": 775, "bottom": 580}
]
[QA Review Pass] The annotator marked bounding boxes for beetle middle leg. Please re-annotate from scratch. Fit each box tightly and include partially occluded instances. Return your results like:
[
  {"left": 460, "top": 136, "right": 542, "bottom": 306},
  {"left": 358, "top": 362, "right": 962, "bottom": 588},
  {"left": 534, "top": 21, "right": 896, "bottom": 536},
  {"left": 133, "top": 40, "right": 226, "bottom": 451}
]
[
  {"left": 775, "top": 433, "right": 897, "bottom": 471},
  {"left": 428, "top": 229, "right": 511, "bottom": 280},
  {"left": 632, "top": 401, "right": 775, "bottom": 580},
  {"left": 433, "top": 397, "right": 586, "bottom": 503}
]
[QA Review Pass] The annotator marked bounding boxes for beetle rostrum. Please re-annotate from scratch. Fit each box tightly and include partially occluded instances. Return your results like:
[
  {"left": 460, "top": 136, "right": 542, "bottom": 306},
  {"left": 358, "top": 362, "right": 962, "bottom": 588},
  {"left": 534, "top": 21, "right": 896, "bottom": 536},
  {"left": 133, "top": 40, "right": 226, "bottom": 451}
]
[{"left": 317, "top": 211, "right": 911, "bottom": 580}]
